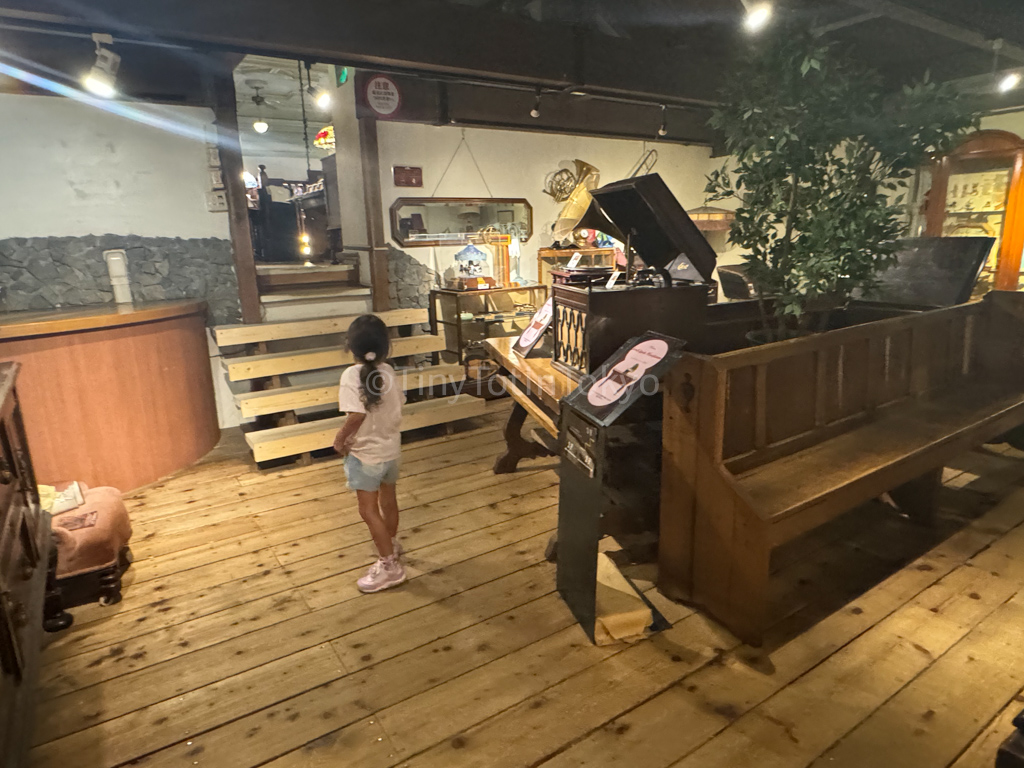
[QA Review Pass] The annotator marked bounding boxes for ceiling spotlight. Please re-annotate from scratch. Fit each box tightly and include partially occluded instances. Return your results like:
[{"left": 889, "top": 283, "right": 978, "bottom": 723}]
[
  {"left": 658, "top": 105, "right": 668, "bottom": 137},
  {"left": 83, "top": 32, "right": 119, "bottom": 98},
  {"left": 999, "top": 72, "right": 1022, "bottom": 93},
  {"left": 251, "top": 87, "right": 269, "bottom": 133},
  {"left": 742, "top": 1, "right": 773, "bottom": 33},
  {"left": 530, "top": 89, "right": 542, "bottom": 119}
]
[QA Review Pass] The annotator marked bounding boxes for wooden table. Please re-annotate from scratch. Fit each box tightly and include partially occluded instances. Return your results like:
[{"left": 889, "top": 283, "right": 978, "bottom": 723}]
[
  {"left": 0, "top": 300, "right": 219, "bottom": 491},
  {"left": 483, "top": 336, "right": 577, "bottom": 473}
]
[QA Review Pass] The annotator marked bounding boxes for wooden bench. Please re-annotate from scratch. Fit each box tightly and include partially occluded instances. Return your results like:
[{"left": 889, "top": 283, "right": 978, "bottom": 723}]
[
  {"left": 212, "top": 309, "right": 486, "bottom": 464},
  {"left": 483, "top": 336, "right": 578, "bottom": 473},
  {"left": 658, "top": 291, "right": 1024, "bottom": 645}
]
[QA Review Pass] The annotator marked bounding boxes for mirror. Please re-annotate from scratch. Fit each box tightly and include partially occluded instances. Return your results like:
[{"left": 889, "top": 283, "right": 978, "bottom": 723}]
[{"left": 390, "top": 197, "right": 533, "bottom": 248}]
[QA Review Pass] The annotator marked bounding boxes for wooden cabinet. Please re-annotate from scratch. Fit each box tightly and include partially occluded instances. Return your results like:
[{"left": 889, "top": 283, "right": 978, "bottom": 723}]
[
  {"left": 920, "top": 130, "right": 1024, "bottom": 294},
  {"left": 0, "top": 362, "right": 50, "bottom": 768}
]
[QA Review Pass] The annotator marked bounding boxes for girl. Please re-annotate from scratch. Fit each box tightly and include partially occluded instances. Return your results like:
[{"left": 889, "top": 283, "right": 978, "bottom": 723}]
[{"left": 333, "top": 315, "right": 407, "bottom": 593}]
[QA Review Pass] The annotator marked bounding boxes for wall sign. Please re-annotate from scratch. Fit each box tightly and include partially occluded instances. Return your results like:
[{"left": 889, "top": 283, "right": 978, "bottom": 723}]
[
  {"left": 393, "top": 166, "right": 423, "bottom": 188},
  {"left": 365, "top": 74, "right": 401, "bottom": 117}
]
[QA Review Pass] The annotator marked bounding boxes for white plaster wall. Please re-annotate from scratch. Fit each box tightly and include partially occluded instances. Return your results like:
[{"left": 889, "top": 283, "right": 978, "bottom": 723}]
[
  {"left": 0, "top": 93, "right": 229, "bottom": 239},
  {"left": 981, "top": 110, "right": 1024, "bottom": 135},
  {"left": 375, "top": 122, "right": 715, "bottom": 282}
]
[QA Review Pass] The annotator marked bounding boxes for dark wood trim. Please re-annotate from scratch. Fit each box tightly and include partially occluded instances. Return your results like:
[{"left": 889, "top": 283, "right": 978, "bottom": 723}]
[
  {"left": 389, "top": 197, "right": 534, "bottom": 249},
  {"left": 359, "top": 116, "right": 390, "bottom": 312},
  {"left": 212, "top": 65, "right": 262, "bottom": 324}
]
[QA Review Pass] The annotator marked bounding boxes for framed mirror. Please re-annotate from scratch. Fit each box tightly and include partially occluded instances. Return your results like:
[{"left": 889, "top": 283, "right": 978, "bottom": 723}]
[{"left": 390, "top": 197, "right": 533, "bottom": 248}]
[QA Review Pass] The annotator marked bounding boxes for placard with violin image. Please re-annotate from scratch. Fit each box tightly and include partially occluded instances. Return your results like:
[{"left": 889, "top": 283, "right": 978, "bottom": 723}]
[
  {"left": 562, "top": 332, "right": 686, "bottom": 427},
  {"left": 513, "top": 297, "right": 554, "bottom": 358}
]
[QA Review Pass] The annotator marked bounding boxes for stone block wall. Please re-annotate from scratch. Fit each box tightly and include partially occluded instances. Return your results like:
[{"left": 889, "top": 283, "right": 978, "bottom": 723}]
[
  {"left": 387, "top": 245, "right": 436, "bottom": 309},
  {"left": 0, "top": 235, "right": 241, "bottom": 324}
]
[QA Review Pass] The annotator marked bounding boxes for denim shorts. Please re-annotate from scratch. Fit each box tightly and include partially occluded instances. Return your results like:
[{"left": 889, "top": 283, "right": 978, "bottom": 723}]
[{"left": 344, "top": 454, "right": 400, "bottom": 492}]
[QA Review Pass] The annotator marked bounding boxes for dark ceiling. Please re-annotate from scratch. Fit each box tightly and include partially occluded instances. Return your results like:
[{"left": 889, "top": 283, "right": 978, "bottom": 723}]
[{"left": 1, "top": 0, "right": 1023, "bottom": 142}]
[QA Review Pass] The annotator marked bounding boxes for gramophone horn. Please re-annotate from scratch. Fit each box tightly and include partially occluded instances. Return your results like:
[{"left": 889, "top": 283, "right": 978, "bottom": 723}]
[
  {"left": 553, "top": 180, "right": 625, "bottom": 244},
  {"left": 573, "top": 159, "right": 600, "bottom": 189}
]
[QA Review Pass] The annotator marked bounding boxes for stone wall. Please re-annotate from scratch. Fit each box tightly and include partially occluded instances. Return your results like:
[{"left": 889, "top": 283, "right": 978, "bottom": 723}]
[
  {"left": 0, "top": 235, "right": 241, "bottom": 324},
  {"left": 387, "top": 245, "right": 437, "bottom": 309}
]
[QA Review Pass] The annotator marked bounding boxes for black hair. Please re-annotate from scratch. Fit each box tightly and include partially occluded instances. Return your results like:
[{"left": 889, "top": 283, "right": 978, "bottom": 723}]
[{"left": 347, "top": 314, "right": 390, "bottom": 410}]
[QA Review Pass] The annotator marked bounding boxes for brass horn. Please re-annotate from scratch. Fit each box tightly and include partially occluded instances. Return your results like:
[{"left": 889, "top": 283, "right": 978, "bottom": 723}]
[{"left": 573, "top": 159, "right": 600, "bottom": 189}]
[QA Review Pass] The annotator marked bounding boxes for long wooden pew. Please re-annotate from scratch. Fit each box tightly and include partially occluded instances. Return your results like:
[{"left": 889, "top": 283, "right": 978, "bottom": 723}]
[{"left": 658, "top": 291, "right": 1024, "bottom": 645}]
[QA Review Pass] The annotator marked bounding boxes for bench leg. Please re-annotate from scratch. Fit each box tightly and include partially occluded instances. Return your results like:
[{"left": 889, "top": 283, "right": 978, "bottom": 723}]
[
  {"left": 889, "top": 467, "right": 943, "bottom": 525},
  {"left": 493, "top": 402, "right": 552, "bottom": 474}
]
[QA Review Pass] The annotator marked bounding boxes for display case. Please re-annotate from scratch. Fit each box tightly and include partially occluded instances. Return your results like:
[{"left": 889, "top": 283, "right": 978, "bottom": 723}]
[
  {"left": 428, "top": 285, "right": 548, "bottom": 364},
  {"left": 537, "top": 247, "right": 617, "bottom": 286},
  {"left": 918, "top": 130, "right": 1024, "bottom": 295}
]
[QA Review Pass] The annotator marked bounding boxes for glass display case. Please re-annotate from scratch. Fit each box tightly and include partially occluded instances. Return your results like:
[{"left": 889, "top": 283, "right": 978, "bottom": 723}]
[{"left": 920, "top": 130, "right": 1024, "bottom": 296}]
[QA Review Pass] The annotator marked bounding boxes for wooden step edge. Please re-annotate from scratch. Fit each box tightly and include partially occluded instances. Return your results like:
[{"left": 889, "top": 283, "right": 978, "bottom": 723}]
[{"left": 245, "top": 395, "right": 487, "bottom": 461}]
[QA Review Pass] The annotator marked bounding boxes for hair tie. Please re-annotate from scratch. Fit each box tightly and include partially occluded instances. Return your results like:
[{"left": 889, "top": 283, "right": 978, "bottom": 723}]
[{"left": 364, "top": 352, "right": 377, "bottom": 361}]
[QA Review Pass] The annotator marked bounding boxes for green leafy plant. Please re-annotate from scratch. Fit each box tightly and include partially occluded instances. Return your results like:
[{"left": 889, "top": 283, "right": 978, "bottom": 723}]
[{"left": 706, "top": 33, "right": 979, "bottom": 338}]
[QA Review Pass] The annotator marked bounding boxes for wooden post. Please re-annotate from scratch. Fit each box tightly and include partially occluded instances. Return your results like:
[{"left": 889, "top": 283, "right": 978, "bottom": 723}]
[
  {"left": 359, "top": 116, "right": 391, "bottom": 311},
  {"left": 212, "top": 66, "right": 262, "bottom": 324}
]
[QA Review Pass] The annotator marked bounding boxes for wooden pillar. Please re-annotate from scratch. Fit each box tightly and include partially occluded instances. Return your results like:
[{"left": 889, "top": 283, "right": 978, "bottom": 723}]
[
  {"left": 212, "top": 66, "right": 262, "bottom": 324},
  {"left": 359, "top": 116, "right": 391, "bottom": 311}
]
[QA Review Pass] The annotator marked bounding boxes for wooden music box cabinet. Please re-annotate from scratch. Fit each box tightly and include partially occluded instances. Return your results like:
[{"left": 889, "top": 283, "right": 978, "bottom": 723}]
[
  {"left": 551, "top": 174, "right": 719, "bottom": 379},
  {"left": 0, "top": 362, "right": 51, "bottom": 768}
]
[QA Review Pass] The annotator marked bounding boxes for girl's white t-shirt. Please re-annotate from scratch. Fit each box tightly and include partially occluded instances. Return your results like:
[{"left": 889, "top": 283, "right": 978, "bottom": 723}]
[{"left": 338, "top": 363, "right": 405, "bottom": 464}]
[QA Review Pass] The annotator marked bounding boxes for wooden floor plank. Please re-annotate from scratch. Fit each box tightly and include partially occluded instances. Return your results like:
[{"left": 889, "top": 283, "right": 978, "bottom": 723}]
[
  {"left": 32, "top": 410, "right": 1024, "bottom": 768},
  {"left": 34, "top": 537, "right": 555, "bottom": 744},
  {"left": 949, "top": 686, "right": 1024, "bottom": 768},
  {"left": 809, "top": 591, "right": 1024, "bottom": 768},
  {"left": 42, "top": 487, "right": 556, "bottom": 661}
]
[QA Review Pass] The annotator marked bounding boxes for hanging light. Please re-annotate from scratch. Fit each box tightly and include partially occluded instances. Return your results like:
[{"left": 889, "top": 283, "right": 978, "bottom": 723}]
[
  {"left": 251, "top": 87, "right": 269, "bottom": 133},
  {"left": 530, "top": 89, "right": 542, "bottom": 119},
  {"left": 83, "top": 33, "right": 119, "bottom": 98},
  {"left": 308, "top": 84, "right": 332, "bottom": 110},
  {"left": 657, "top": 105, "right": 668, "bottom": 137},
  {"left": 999, "top": 72, "right": 1022, "bottom": 93},
  {"left": 741, "top": 1, "right": 773, "bottom": 33}
]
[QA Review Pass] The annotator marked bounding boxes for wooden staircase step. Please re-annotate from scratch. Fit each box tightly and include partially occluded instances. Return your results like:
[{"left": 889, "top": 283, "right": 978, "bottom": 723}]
[
  {"left": 213, "top": 308, "right": 428, "bottom": 347},
  {"left": 244, "top": 395, "right": 488, "bottom": 462},
  {"left": 235, "top": 364, "right": 466, "bottom": 418},
  {"left": 222, "top": 334, "right": 445, "bottom": 381}
]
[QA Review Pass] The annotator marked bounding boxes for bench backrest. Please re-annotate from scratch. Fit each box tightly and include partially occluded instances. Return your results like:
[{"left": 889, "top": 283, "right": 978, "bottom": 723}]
[{"left": 672, "top": 297, "right": 1023, "bottom": 476}]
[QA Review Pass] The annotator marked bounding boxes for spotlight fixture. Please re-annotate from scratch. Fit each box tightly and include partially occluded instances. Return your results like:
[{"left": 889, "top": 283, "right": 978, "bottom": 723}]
[
  {"left": 999, "top": 72, "right": 1022, "bottom": 93},
  {"left": 658, "top": 105, "right": 668, "bottom": 137},
  {"left": 315, "top": 89, "right": 332, "bottom": 110},
  {"left": 83, "top": 32, "right": 119, "bottom": 98},
  {"left": 251, "top": 87, "right": 269, "bottom": 134},
  {"left": 741, "top": 1, "right": 773, "bottom": 33},
  {"left": 530, "top": 89, "right": 542, "bottom": 119}
]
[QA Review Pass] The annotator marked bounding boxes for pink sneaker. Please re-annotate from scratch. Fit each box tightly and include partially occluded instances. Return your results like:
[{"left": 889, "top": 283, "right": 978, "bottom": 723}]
[{"left": 357, "top": 556, "right": 407, "bottom": 593}]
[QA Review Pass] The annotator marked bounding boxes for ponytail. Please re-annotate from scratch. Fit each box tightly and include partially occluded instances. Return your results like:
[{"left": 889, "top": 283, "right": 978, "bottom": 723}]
[{"left": 347, "top": 315, "right": 390, "bottom": 410}]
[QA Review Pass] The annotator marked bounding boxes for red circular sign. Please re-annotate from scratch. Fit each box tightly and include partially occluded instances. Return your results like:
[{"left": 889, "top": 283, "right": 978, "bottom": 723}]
[{"left": 365, "top": 74, "right": 401, "bottom": 117}]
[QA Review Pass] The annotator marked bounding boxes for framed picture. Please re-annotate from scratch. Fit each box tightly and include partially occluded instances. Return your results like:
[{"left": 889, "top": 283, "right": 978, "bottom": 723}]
[{"left": 512, "top": 297, "right": 554, "bottom": 358}]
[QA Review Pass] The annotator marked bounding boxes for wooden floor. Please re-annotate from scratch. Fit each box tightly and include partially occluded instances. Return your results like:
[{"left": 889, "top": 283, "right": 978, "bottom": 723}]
[{"left": 30, "top": 401, "right": 1024, "bottom": 768}]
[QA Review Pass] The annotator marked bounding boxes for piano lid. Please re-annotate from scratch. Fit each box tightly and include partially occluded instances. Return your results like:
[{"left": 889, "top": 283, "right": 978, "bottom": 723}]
[{"left": 591, "top": 173, "right": 718, "bottom": 283}]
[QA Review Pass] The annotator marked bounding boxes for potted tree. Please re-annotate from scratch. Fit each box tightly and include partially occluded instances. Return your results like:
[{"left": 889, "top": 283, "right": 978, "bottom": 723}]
[{"left": 706, "top": 33, "right": 979, "bottom": 343}]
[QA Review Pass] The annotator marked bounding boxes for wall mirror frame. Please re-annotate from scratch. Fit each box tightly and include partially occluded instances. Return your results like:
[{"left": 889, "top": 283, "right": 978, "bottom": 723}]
[{"left": 390, "top": 197, "right": 533, "bottom": 248}]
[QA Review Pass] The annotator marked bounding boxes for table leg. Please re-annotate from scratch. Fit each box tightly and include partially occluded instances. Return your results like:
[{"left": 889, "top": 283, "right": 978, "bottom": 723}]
[{"left": 494, "top": 402, "right": 552, "bottom": 474}]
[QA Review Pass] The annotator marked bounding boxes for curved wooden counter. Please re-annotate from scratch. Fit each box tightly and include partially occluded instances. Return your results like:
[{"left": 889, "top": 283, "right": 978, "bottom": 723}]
[{"left": 0, "top": 301, "right": 220, "bottom": 492}]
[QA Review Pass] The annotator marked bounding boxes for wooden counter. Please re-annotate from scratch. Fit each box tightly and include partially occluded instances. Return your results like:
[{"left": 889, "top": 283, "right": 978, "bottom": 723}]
[{"left": 0, "top": 300, "right": 220, "bottom": 491}]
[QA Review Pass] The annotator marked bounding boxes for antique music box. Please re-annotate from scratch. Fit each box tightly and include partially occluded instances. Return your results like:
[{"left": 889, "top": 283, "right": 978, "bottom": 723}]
[{"left": 551, "top": 174, "right": 718, "bottom": 379}]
